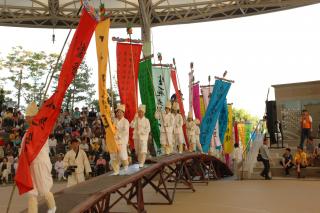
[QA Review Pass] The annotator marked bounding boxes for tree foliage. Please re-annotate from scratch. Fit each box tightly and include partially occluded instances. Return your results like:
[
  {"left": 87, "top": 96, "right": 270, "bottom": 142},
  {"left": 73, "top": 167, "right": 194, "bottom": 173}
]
[{"left": 233, "top": 108, "right": 259, "bottom": 124}]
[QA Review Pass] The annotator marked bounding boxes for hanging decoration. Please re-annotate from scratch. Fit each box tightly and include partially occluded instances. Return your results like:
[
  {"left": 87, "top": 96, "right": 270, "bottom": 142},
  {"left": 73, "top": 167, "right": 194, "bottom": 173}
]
[
  {"left": 95, "top": 18, "right": 118, "bottom": 153},
  {"left": 116, "top": 42, "right": 142, "bottom": 149},
  {"left": 15, "top": 8, "right": 97, "bottom": 195},
  {"left": 138, "top": 59, "right": 161, "bottom": 149},
  {"left": 200, "top": 79, "right": 232, "bottom": 153}
]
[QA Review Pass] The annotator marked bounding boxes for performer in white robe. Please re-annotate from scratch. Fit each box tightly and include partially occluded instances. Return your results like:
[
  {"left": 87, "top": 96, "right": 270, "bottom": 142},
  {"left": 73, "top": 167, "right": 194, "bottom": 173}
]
[
  {"left": 54, "top": 154, "right": 65, "bottom": 181},
  {"left": 111, "top": 104, "right": 130, "bottom": 175},
  {"left": 130, "top": 105, "right": 150, "bottom": 168},
  {"left": 186, "top": 112, "right": 196, "bottom": 152},
  {"left": 22, "top": 102, "right": 56, "bottom": 213},
  {"left": 194, "top": 119, "right": 203, "bottom": 153},
  {"left": 172, "top": 102, "right": 184, "bottom": 154},
  {"left": 155, "top": 101, "right": 174, "bottom": 155},
  {"left": 63, "top": 138, "right": 91, "bottom": 187}
]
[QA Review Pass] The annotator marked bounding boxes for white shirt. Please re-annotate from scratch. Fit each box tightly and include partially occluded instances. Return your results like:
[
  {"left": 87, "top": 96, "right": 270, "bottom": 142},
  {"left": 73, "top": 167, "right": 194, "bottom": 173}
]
[
  {"left": 173, "top": 113, "right": 184, "bottom": 135},
  {"left": 114, "top": 117, "right": 129, "bottom": 145},
  {"left": 186, "top": 120, "right": 196, "bottom": 136},
  {"left": 131, "top": 116, "right": 151, "bottom": 140},
  {"left": 63, "top": 149, "right": 91, "bottom": 174},
  {"left": 155, "top": 111, "right": 174, "bottom": 133},
  {"left": 48, "top": 138, "right": 57, "bottom": 147}
]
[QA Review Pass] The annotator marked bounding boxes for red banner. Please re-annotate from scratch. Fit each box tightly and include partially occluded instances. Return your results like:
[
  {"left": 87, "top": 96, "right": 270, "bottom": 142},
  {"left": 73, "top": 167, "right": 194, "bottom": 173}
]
[
  {"left": 116, "top": 43, "right": 142, "bottom": 149},
  {"left": 15, "top": 9, "right": 97, "bottom": 195},
  {"left": 171, "top": 69, "right": 189, "bottom": 147}
]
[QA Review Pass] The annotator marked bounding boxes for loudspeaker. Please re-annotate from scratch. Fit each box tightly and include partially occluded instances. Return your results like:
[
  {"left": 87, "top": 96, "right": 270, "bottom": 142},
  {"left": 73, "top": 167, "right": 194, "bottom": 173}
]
[{"left": 266, "top": 101, "right": 277, "bottom": 144}]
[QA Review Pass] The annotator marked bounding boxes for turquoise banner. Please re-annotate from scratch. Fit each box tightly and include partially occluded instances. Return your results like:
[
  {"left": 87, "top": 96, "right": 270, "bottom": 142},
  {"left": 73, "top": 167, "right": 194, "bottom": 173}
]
[
  {"left": 152, "top": 66, "right": 170, "bottom": 110},
  {"left": 218, "top": 99, "right": 228, "bottom": 145},
  {"left": 200, "top": 80, "right": 231, "bottom": 153}
]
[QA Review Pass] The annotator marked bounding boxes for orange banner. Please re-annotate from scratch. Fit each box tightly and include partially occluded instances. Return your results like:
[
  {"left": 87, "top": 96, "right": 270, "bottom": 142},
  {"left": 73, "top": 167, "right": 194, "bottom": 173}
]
[
  {"left": 116, "top": 43, "right": 142, "bottom": 149},
  {"left": 15, "top": 9, "right": 97, "bottom": 195}
]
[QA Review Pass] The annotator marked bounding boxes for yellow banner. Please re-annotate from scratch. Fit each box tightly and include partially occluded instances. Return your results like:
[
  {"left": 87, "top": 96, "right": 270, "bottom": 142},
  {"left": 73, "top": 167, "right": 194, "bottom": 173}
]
[
  {"left": 200, "top": 95, "right": 206, "bottom": 118},
  {"left": 223, "top": 105, "right": 234, "bottom": 154},
  {"left": 95, "top": 19, "right": 118, "bottom": 153},
  {"left": 238, "top": 123, "right": 246, "bottom": 150}
]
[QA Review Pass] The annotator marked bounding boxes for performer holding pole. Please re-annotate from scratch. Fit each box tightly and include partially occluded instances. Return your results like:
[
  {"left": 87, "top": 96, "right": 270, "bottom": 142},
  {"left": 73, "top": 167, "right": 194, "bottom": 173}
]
[
  {"left": 22, "top": 102, "right": 56, "bottom": 213},
  {"left": 194, "top": 119, "right": 203, "bottom": 153},
  {"left": 111, "top": 104, "right": 130, "bottom": 175},
  {"left": 155, "top": 101, "right": 174, "bottom": 155},
  {"left": 130, "top": 104, "right": 151, "bottom": 168},
  {"left": 172, "top": 102, "right": 184, "bottom": 154},
  {"left": 186, "top": 112, "right": 196, "bottom": 152}
]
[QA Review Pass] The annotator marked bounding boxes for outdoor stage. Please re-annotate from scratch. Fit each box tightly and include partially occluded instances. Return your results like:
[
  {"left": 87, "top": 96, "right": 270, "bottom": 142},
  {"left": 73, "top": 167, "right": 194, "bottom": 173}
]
[{"left": 30, "top": 152, "right": 232, "bottom": 213}]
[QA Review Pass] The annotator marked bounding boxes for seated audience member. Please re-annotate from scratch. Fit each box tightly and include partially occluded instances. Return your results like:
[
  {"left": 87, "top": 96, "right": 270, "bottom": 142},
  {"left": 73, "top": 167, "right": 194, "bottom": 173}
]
[
  {"left": 54, "top": 154, "right": 66, "bottom": 181},
  {"left": 280, "top": 148, "right": 294, "bottom": 176},
  {"left": 294, "top": 146, "right": 308, "bottom": 178},
  {"left": 96, "top": 154, "right": 107, "bottom": 176},
  {"left": 0, "top": 157, "right": 11, "bottom": 184},
  {"left": 80, "top": 138, "right": 89, "bottom": 153}
]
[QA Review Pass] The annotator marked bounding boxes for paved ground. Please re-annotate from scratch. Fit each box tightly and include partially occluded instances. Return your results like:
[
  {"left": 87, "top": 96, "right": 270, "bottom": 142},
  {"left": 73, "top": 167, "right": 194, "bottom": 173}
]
[{"left": 1, "top": 179, "right": 319, "bottom": 213}]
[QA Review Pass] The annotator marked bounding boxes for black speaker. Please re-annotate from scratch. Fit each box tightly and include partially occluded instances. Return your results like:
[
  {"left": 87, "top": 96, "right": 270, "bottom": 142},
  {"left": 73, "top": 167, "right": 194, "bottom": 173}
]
[{"left": 266, "top": 101, "right": 277, "bottom": 144}]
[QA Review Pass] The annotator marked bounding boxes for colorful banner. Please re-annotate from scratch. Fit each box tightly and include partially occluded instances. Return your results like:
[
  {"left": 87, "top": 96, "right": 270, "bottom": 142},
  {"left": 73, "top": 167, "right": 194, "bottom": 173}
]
[
  {"left": 200, "top": 95, "right": 206, "bottom": 118},
  {"left": 116, "top": 42, "right": 142, "bottom": 149},
  {"left": 95, "top": 19, "right": 118, "bottom": 153},
  {"left": 15, "top": 9, "right": 97, "bottom": 195},
  {"left": 238, "top": 123, "right": 246, "bottom": 150},
  {"left": 152, "top": 66, "right": 170, "bottom": 110},
  {"left": 192, "top": 82, "right": 201, "bottom": 121},
  {"left": 224, "top": 105, "right": 234, "bottom": 154},
  {"left": 234, "top": 121, "right": 239, "bottom": 145},
  {"left": 138, "top": 59, "right": 161, "bottom": 149},
  {"left": 188, "top": 70, "right": 194, "bottom": 111},
  {"left": 245, "top": 123, "right": 253, "bottom": 151},
  {"left": 218, "top": 99, "right": 228, "bottom": 144},
  {"left": 200, "top": 80, "right": 231, "bottom": 153},
  {"left": 171, "top": 69, "right": 188, "bottom": 146},
  {"left": 200, "top": 85, "right": 213, "bottom": 108}
]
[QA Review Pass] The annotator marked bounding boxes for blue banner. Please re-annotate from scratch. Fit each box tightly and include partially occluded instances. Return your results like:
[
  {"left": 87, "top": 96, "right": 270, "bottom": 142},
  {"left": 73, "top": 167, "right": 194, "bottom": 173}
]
[
  {"left": 218, "top": 99, "right": 228, "bottom": 145},
  {"left": 200, "top": 80, "right": 231, "bottom": 153}
]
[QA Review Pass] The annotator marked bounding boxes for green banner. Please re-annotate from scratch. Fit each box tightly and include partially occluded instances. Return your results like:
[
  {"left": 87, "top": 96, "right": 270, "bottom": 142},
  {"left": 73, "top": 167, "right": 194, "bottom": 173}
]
[
  {"left": 245, "top": 123, "right": 253, "bottom": 151},
  {"left": 138, "top": 59, "right": 161, "bottom": 149}
]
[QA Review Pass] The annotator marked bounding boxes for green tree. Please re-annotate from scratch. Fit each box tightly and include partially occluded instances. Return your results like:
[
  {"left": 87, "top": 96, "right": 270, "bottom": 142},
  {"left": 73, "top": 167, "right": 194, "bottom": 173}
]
[
  {"left": 52, "top": 59, "right": 95, "bottom": 110},
  {"left": 3, "top": 46, "right": 31, "bottom": 108},
  {"left": 233, "top": 108, "right": 259, "bottom": 124}
]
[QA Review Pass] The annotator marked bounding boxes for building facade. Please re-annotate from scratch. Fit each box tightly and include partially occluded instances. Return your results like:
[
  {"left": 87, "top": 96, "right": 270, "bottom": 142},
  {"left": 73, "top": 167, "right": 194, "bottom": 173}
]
[{"left": 273, "top": 81, "right": 320, "bottom": 140}]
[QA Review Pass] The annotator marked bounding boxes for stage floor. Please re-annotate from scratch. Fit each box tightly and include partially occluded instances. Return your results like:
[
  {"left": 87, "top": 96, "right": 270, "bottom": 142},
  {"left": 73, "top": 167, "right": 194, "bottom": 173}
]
[{"left": 1, "top": 179, "right": 319, "bottom": 213}]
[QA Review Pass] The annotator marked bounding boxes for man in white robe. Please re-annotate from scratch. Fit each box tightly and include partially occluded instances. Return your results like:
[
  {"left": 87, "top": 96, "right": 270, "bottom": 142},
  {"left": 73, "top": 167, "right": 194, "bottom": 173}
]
[
  {"left": 194, "top": 119, "right": 203, "bottom": 153},
  {"left": 63, "top": 138, "right": 91, "bottom": 187},
  {"left": 130, "top": 105, "right": 150, "bottom": 168},
  {"left": 186, "top": 112, "right": 196, "bottom": 152},
  {"left": 22, "top": 102, "right": 56, "bottom": 213},
  {"left": 111, "top": 104, "right": 130, "bottom": 175},
  {"left": 172, "top": 102, "right": 184, "bottom": 154},
  {"left": 155, "top": 101, "right": 174, "bottom": 155}
]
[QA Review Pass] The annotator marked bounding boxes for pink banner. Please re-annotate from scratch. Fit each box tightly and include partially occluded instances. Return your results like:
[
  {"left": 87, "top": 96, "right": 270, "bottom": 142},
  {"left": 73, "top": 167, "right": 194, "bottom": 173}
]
[
  {"left": 192, "top": 83, "right": 201, "bottom": 121},
  {"left": 200, "top": 85, "right": 213, "bottom": 108}
]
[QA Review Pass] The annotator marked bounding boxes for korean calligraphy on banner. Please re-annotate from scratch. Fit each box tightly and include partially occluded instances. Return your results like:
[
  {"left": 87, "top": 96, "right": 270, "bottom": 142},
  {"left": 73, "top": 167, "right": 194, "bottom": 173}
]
[
  {"left": 200, "top": 80, "right": 231, "bottom": 153},
  {"left": 116, "top": 42, "right": 142, "bottom": 149},
  {"left": 95, "top": 19, "right": 118, "bottom": 153},
  {"left": 15, "top": 9, "right": 97, "bottom": 195},
  {"left": 152, "top": 67, "right": 170, "bottom": 110},
  {"left": 223, "top": 104, "right": 234, "bottom": 154}
]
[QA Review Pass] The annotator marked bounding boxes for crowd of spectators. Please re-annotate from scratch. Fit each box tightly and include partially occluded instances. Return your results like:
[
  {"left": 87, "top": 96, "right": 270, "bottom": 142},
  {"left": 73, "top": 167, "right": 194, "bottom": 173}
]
[{"left": 0, "top": 105, "right": 112, "bottom": 185}]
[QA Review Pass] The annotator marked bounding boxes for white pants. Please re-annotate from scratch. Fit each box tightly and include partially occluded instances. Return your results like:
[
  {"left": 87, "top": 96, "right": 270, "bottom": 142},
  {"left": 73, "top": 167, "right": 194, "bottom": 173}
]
[
  {"left": 160, "top": 132, "right": 173, "bottom": 146},
  {"left": 56, "top": 169, "right": 65, "bottom": 181},
  {"left": 67, "top": 173, "right": 85, "bottom": 187},
  {"left": 29, "top": 161, "right": 53, "bottom": 196},
  {"left": 134, "top": 139, "right": 148, "bottom": 154}
]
